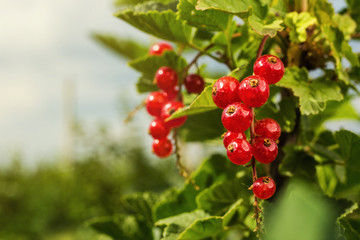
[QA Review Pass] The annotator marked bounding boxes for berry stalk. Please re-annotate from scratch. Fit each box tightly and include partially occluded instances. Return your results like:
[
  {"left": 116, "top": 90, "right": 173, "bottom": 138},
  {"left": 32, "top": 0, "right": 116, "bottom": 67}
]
[{"left": 251, "top": 35, "right": 269, "bottom": 233}]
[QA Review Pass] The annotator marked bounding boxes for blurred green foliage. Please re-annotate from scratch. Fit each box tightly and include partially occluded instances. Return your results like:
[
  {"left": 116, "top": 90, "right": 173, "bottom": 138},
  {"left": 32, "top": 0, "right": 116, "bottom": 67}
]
[{"left": 0, "top": 127, "right": 178, "bottom": 239}]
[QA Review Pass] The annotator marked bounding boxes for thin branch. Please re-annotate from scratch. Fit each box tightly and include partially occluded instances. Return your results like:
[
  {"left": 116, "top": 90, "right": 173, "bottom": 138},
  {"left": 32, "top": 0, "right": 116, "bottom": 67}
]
[
  {"left": 183, "top": 44, "right": 214, "bottom": 74},
  {"left": 123, "top": 100, "right": 145, "bottom": 123},
  {"left": 187, "top": 43, "right": 227, "bottom": 64},
  {"left": 173, "top": 129, "right": 200, "bottom": 190},
  {"left": 256, "top": 35, "right": 269, "bottom": 60},
  {"left": 251, "top": 35, "right": 269, "bottom": 234}
]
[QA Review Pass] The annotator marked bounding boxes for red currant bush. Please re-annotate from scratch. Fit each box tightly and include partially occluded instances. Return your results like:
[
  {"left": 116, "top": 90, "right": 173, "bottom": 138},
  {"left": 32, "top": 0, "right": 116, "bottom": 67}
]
[
  {"left": 222, "top": 131, "right": 246, "bottom": 148},
  {"left": 145, "top": 91, "right": 168, "bottom": 117},
  {"left": 253, "top": 138, "right": 278, "bottom": 164},
  {"left": 226, "top": 139, "right": 252, "bottom": 165},
  {"left": 161, "top": 101, "right": 187, "bottom": 128},
  {"left": 152, "top": 138, "right": 173, "bottom": 158},
  {"left": 221, "top": 102, "right": 253, "bottom": 133},
  {"left": 253, "top": 55, "right": 284, "bottom": 84},
  {"left": 252, "top": 176, "right": 276, "bottom": 199},
  {"left": 155, "top": 67, "right": 178, "bottom": 92},
  {"left": 184, "top": 74, "right": 205, "bottom": 94},
  {"left": 254, "top": 118, "right": 281, "bottom": 140},
  {"left": 212, "top": 76, "right": 241, "bottom": 109},
  {"left": 149, "top": 42, "right": 173, "bottom": 55},
  {"left": 238, "top": 75, "right": 269, "bottom": 108},
  {"left": 149, "top": 118, "right": 170, "bottom": 139}
]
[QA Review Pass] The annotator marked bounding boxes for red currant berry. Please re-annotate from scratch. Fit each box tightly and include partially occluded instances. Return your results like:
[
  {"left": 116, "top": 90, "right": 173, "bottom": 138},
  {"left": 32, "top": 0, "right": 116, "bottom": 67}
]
[
  {"left": 253, "top": 55, "right": 284, "bottom": 84},
  {"left": 238, "top": 75, "right": 269, "bottom": 108},
  {"left": 164, "top": 85, "right": 179, "bottom": 100},
  {"left": 161, "top": 101, "right": 187, "bottom": 128},
  {"left": 145, "top": 91, "right": 168, "bottom": 117},
  {"left": 155, "top": 67, "right": 178, "bottom": 92},
  {"left": 152, "top": 138, "right": 172, "bottom": 158},
  {"left": 149, "top": 118, "right": 170, "bottom": 139},
  {"left": 184, "top": 74, "right": 205, "bottom": 94},
  {"left": 221, "top": 102, "right": 253, "bottom": 133},
  {"left": 212, "top": 76, "right": 241, "bottom": 109},
  {"left": 222, "top": 131, "right": 246, "bottom": 148},
  {"left": 253, "top": 138, "right": 278, "bottom": 164},
  {"left": 149, "top": 42, "right": 173, "bottom": 55},
  {"left": 252, "top": 176, "right": 276, "bottom": 199},
  {"left": 254, "top": 118, "right": 281, "bottom": 140},
  {"left": 226, "top": 139, "right": 252, "bottom": 165}
]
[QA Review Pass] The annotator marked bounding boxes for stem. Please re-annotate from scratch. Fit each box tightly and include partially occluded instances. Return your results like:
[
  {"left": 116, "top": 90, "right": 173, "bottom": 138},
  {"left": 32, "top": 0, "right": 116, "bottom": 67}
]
[
  {"left": 251, "top": 35, "right": 269, "bottom": 234},
  {"left": 123, "top": 100, "right": 145, "bottom": 123},
  {"left": 188, "top": 43, "right": 225, "bottom": 63},
  {"left": 256, "top": 35, "right": 269, "bottom": 60},
  {"left": 183, "top": 44, "right": 214, "bottom": 74},
  {"left": 173, "top": 129, "right": 199, "bottom": 190}
]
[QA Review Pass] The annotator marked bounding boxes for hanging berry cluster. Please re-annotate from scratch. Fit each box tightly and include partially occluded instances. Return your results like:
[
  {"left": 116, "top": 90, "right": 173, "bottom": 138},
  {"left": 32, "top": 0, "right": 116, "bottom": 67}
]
[
  {"left": 212, "top": 54, "right": 284, "bottom": 200},
  {"left": 145, "top": 42, "right": 205, "bottom": 158}
]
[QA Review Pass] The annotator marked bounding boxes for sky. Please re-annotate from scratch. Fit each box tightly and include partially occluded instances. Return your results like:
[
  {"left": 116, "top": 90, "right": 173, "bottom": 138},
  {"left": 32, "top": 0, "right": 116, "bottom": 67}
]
[
  {"left": 0, "top": 0, "right": 152, "bottom": 166},
  {"left": 0, "top": 0, "right": 358, "bottom": 167}
]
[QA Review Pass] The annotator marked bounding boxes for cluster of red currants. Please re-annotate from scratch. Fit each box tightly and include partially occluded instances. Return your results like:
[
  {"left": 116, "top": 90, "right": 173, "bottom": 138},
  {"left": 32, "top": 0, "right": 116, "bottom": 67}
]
[
  {"left": 212, "top": 55, "right": 284, "bottom": 200},
  {"left": 145, "top": 43, "right": 205, "bottom": 158}
]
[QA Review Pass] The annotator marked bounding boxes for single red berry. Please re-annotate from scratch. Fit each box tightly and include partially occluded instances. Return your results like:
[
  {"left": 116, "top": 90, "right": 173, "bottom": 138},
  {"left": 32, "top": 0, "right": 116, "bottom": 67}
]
[
  {"left": 222, "top": 131, "right": 246, "bottom": 148},
  {"left": 238, "top": 75, "right": 269, "bottom": 108},
  {"left": 164, "top": 85, "right": 179, "bottom": 100},
  {"left": 212, "top": 76, "right": 241, "bottom": 109},
  {"left": 254, "top": 118, "right": 281, "bottom": 140},
  {"left": 253, "top": 55, "right": 284, "bottom": 84},
  {"left": 252, "top": 176, "right": 276, "bottom": 199},
  {"left": 253, "top": 138, "right": 278, "bottom": 164},
  {"left": 149, "top": 42, "right": 173, "bottom": 55},
  {"left": 149, "top": 118, "right": 170, "bottom": 139},
  {"left": 221, "top": 102, "right": 253, "bottom": 133},
  {"left": 155, "top": 67, "right": 178, "bottom": 92},
  {"left": 184, "top": 74, "right": 205, "bottom": 94},
  {"left": 226, "top": 139, "right": 252, "bottom": 165},
  {"left": 152, "top": 138, "right": 172, "bottom": 158},
  {"left": 161, "top": 101, "right": 187, "bottom": 128},
  {"left": 145, "top": 91, "right": 168, "bottom": 117}
]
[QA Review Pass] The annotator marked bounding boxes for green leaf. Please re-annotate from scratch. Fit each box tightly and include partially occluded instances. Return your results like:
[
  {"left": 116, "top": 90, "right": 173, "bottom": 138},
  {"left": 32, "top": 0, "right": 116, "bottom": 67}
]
[
  {"left": 316, "top": 165, "right": 338, "bottom": 197},
  {"left": 153, "top": 154, "right": 238, "bottom": 220},
  {"left": 87, "top": 214, "right": 153, "bottom": 240},
  {"left": 334, "top": 130, "right": 360, "bottom": 199},
  {"left": 277, "top": 67, "right": 343, "bottom": 115},
  {"left": 156, "top": 210, "right": 210, "bottom": 229},
  {"left": 122, "top": 192, "right": 158, "bottom": 224},
  {"left": 155, "top": 210, "right": 210, "bottom": 238},
  {"left": 129, "top": 51, "right": 187, "bottom": 93},
  {"left": 196, "top": 0, "right": 257, "bottom": 14},
  {"left": 196, "top": 0, "right": 283, "bottom": 37},
  {"left": 264, "top": 180, "right": 338, "bottom": 240},
  {"left": 279, "top": 144, "right": 317, "bottom": 181},
  {"left": 196, "top": 177, "right": 252, "bottom": 214},
  {"left": 322, "top": 25, "right": 359, "bottom": 83},
  {"left": 179, "top": 109, "right": 224, "bottom": 142},
  {"left": 92, "top": 33, "right": 148, "bottom": 59},
  {"left": 346, "top": 0, "right": 360, "bottom": 32},
  {"left": 177, "top": 216, "right": 223, "bottom": 240},
  {"left": 115, "top": 9, "right": 195, "bottom": 44},
  {"left": 177, "top": 0, "right": 231, "bottom": 31},
  {"left": 114, "top": 0, "right": 176, "bottom": 7},
  {"left": 248, "top": 13, "right": 284, "bottom": 38},
  {"left": 308, "top": 96, "right": 360, "bottom": 135},
  {"left": 284, "top": 12, "right": 317, "bottom": 43},
  {"left": 310, "top": 0, "right": 335, "bottom": 25},
  {"left": 169, "top": 85, "right": 217, "bottom": 120},
  {"left": 334, "top": 14, "right": 357, "bottom": 40}
]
